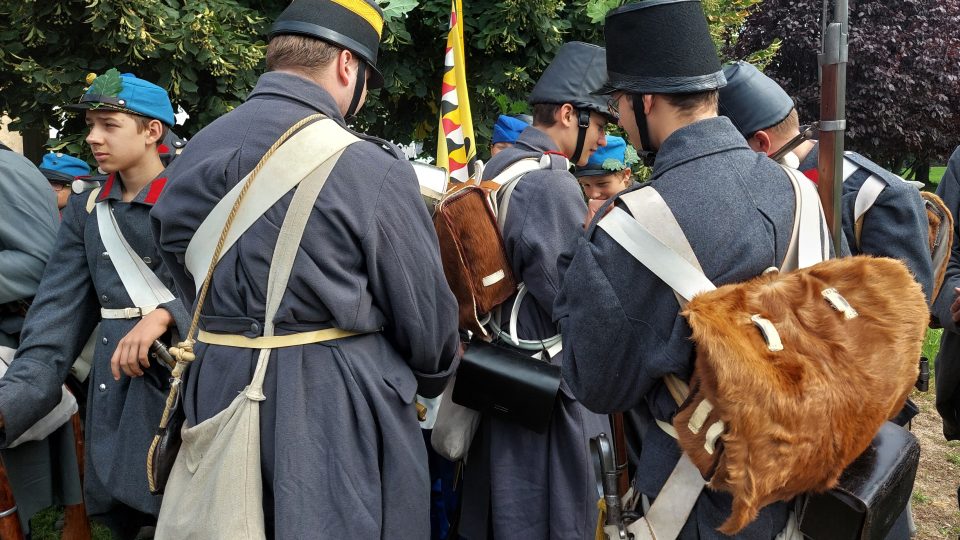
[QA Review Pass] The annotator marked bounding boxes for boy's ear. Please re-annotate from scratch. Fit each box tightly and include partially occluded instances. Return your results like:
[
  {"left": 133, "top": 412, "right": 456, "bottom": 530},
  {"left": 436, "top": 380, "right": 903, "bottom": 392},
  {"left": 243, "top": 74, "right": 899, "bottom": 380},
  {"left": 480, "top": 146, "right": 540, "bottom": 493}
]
[
  {"left": 146, "top": 119, "right": 165, "bottom": 145},
  {"left": 557, "top": 103, "right": 576, "bottom": 128}
]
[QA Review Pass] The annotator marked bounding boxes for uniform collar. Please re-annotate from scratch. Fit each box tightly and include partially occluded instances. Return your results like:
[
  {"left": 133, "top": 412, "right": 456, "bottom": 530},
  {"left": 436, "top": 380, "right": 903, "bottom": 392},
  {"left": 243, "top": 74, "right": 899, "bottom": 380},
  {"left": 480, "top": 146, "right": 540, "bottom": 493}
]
[
  {"left": 247, "top": 71, "right": 348, "bottom": 127},
  {"left": 96, "top": 172, "right": 169, "bottom": 207},
  {"left": 650, "top": 116, "right": 749, "bottom": 180},
  {"left": 513, "top": 126, "right": 563, "bottom": 155}
]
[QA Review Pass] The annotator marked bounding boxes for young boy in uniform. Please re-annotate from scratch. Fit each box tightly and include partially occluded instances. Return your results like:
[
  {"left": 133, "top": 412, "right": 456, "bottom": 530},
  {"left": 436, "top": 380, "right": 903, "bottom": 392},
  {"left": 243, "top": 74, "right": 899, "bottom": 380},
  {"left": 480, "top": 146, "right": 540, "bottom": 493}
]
[
  {"left": 575, "top": 134, "right": 637, "bottom": 224},
  {"left": 457, "top": 41, "right": 614, "bottom": 540},
  {"left": 0, "top": 70, "right": 188, "bottom": 539}
]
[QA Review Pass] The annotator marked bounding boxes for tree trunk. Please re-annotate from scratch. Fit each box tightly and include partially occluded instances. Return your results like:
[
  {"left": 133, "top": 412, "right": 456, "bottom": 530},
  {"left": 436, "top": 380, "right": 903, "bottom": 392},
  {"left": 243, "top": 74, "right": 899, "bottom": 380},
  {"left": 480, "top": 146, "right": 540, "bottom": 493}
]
[
  {"left": 914, "top": 158, "right": 931, "bottom": 188},
  {"left": 20, "top": 124, "right": 47, "bottom": 166}
]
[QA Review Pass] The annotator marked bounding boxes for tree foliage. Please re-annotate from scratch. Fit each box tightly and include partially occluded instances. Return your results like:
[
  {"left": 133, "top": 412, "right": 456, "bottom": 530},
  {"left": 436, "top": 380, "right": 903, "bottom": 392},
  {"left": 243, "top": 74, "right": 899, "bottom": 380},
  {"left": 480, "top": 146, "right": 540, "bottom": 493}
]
[
  {"left": 732, "top": 0, "right": 960, "bottom": 174},
  {"left": 0, "top": 0, "right": 773, "bottom": 163}
]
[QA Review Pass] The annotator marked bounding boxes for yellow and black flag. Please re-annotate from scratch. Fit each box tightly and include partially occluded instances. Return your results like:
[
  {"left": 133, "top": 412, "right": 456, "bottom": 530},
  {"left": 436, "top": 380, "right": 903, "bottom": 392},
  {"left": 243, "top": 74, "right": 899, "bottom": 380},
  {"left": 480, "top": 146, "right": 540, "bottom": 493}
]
[{"left": 436, "top": 0, "right": 477, "bottom": 185}]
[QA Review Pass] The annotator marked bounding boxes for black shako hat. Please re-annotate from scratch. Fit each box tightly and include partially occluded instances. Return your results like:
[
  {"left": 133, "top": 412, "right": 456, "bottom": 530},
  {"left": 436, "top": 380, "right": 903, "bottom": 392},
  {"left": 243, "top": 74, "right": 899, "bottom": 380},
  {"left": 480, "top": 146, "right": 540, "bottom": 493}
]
[
  {"left": 269, "top": 0, "right": 386, "bottom": 90},
  {"left": 529, "top": 42, "right": 615, "bottom": 121},
  {"left": 598, "top": 0, "right": 726, "bottom": 95},
  {"left": 718, "top": 61, "right": 795, "bottom": 137}
]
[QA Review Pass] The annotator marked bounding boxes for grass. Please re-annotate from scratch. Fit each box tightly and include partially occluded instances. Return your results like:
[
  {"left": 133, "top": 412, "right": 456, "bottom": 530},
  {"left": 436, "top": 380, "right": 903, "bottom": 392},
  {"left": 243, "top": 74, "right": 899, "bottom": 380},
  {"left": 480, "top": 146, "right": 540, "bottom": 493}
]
[
  {"left": 923, "top": 328, "right": 943, "bottom": 363},
  {"left": 30, "top": 507, "right": 111, "bottom": 540},
  {"left": 929, "top": 166, "right": 947, "bottom": 186},
  {"left": 948, "top": 451, "right": 960, "bottom": 466},
  {"left": 914, "top": 490, "right": 932, "bottom": 504}
]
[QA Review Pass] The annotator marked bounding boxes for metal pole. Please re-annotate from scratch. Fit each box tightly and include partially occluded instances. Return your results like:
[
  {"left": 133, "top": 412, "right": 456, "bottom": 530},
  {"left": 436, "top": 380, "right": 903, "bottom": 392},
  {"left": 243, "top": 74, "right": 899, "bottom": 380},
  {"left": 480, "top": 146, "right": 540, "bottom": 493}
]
[{"left": 817, "top": 0, "right": 849, "bottom": 252}]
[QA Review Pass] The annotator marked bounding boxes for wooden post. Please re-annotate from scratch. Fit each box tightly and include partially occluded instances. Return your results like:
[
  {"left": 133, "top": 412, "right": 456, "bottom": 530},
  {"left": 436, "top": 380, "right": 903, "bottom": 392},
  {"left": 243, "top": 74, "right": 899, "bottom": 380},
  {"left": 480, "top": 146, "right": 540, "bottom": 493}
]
[
  {"left": 0, "top": 457, "right": 24, "bottom": 540},
  {"left": 62, "top": 412, "right": 91, "bottom": 540}
]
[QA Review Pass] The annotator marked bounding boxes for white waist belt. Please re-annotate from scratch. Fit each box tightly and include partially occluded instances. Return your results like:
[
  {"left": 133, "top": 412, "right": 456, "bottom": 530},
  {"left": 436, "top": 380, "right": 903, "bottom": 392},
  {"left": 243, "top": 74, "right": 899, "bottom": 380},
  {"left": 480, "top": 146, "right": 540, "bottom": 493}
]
[{"left": 101, "top": 305, "right": 158, "bottom": 319}]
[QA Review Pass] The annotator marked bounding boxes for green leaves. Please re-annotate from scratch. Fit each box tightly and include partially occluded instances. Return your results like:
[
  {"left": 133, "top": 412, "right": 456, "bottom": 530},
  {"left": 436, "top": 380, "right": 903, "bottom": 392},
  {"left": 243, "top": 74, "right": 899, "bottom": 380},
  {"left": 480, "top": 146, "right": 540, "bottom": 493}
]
[
  {"left": 381, "top": 0, "right": 419, "bottom": 22},
  {"left": 87, "top": 68, "right": 123, "bottom": 97},
  {"left": 585, "top": 0, "right": 623, "bottom": 23}
]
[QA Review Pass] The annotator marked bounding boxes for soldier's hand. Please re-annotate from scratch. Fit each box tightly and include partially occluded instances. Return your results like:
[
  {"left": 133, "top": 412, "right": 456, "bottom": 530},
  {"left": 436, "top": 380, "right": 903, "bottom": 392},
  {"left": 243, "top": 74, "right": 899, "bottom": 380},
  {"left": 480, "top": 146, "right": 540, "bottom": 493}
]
[{"left": 111, "top": 309, "right": 174, "bottom": 380}]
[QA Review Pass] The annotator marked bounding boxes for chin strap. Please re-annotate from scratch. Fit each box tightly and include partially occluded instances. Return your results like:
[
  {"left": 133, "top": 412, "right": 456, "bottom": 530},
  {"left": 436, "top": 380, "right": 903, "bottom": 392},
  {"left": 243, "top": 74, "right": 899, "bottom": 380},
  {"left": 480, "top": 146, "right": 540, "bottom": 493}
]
[
  {"left": 346, "top": 60, "right": 367, "bottom": 120},
  {"left": 570, "top": 108, "right": 591, "bottom": 165},
  {"left": 633, "top": 94, "right": 656, "bottom": 166}
]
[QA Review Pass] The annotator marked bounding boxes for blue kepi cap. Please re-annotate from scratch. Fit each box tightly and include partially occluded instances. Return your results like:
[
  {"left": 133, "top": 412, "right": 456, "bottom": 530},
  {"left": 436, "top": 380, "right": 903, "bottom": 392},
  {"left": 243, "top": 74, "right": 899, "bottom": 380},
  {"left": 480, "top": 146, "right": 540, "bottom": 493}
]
[
  {"left": 66, "top": 69, "right": 175, "bottom": 126},
  {"left": 718, "top": 61, "right": 795, "bottom": 137},
  {"left": 39, "top": 152, "right": 91, "bottom": 184},
  {"left": 491, "top": 115, "right": 530, "bottom": 145}
]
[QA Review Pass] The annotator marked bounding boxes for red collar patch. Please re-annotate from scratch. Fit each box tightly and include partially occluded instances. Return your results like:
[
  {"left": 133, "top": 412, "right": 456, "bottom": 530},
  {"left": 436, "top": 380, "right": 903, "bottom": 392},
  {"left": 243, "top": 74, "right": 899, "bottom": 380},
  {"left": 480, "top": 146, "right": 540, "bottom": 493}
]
[
  {"left": 97, "top": 174, "right": 116, "bottom": 202},
  {"left": 144, "top": 177, "right": 168, "bottom": 204},
  {"left": 803, "top": 168, "right": 819, "bottom": 184}
]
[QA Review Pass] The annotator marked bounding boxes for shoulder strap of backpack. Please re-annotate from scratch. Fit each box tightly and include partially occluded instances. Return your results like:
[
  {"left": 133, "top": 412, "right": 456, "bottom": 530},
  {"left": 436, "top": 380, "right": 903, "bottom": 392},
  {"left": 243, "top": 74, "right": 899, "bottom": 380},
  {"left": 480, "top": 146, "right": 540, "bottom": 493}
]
[{"left": 853, "top": 174, "right": 886, "bottom": 248}]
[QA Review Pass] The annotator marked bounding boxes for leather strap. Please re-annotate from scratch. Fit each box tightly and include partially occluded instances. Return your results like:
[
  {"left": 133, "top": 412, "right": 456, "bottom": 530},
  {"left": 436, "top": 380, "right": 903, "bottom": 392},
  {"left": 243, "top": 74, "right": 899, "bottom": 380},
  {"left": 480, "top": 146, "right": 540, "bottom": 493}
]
[
  {"left": 185, "top": 118, "right": 360, "bottom": 293},
  {"left": 96, "top": 201, "right": 176, "bottom": 309},
  {"left": 101, "top": 306, "right": 158, "bottom": 320},
  {"left": 624, "top": 454, "right": 707, "bottom": 540},
  {"left": 244, "top": 144, "right": 351, "bottom": 397},
  {"left": 853, "top": 174, "right": 885, "bottom": 248},
  {"left": 197, "top": 328, "right": 365, "bottom": 349}
]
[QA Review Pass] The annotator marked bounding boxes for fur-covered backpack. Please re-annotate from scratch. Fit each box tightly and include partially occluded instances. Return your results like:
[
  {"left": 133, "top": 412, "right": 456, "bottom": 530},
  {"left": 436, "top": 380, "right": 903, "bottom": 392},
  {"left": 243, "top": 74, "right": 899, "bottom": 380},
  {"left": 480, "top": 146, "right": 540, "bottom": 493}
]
[
  {"left": 599, "top": 166, "right": 927, "bottom": 537},
  {"left": 842, "top": 152, "right": 954, "bottom": 303}
]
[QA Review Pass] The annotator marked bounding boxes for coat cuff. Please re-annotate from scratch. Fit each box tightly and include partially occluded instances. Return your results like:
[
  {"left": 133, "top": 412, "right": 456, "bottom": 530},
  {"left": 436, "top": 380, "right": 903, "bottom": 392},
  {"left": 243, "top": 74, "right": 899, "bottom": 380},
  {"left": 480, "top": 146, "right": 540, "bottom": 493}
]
[
  {"left": 413, "top": 350, "right": 461, "bottom": 399},
  {"left": 0, "top": 359, "right": 60, "bottom": 447},
  {"left": 158, "top": 299, "right": 191, "bottom": 341}
]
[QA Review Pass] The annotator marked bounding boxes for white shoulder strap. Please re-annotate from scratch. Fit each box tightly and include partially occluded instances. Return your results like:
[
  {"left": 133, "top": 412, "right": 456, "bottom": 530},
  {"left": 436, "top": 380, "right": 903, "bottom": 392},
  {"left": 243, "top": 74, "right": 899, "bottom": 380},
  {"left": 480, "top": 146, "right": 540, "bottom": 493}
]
[
  {"left": 490, "top": 157, "right": 543, "bottom": 230},
  {"left": 245, "top": 145, "right": 348, "bottom": 399},
  {"left": 599, "top": 189, "right": 716, "bottom": 304},
  {"left": 185, "top": 118, "right": 359, "bottom": 293},
  {"left": 854, "top": 174, "right": 886, "bottom": 224},
  {"left": 96, "top": 201, "right": 175, "bottom": 309},
  {"left": 779, "top": 165, "right": 830, "bottom": 270}
]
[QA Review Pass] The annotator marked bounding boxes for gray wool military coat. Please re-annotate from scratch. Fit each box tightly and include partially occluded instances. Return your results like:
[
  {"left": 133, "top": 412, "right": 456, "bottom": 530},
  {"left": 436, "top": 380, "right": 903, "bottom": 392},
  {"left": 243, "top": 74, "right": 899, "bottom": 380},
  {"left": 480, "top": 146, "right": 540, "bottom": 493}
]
[
  {"left": 0, "top": 146, "right": 85, "bottom": 532},
  {"left": 555, "top": 117, "right": 794, "bottom": 539},
  {"left": 932, "top": 145, "right": 960, "bottom": 441},
  {"left": 150, "top": 72, "right": 461, "bottom": 539},
  {"left": 0, "top": 173, "right": 189, "bottom": 517},
  {"left": 458, "top": 127, "right": 610, "bottom": 540},
  {"left": 798, "top": 145, "right": 933, "bottom": 301}
]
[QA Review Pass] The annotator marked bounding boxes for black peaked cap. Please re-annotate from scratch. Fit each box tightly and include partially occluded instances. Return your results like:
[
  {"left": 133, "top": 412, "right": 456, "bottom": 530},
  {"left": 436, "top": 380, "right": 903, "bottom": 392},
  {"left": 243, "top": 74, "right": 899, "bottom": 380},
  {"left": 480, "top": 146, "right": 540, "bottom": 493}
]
[
  {"left": 270, "top": 0, "right": 386, "bottom": 89},
  {"left": 529, "top": 42, "right": 615, "bottom": 121},
  {"left": 599, "top": 0, "right": 726, "bottom": 95}
]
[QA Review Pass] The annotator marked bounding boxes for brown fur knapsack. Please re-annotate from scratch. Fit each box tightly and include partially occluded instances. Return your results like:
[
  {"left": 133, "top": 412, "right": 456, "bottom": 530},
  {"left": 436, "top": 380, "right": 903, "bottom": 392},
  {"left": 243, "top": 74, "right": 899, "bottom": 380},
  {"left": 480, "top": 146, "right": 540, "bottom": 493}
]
[{"left": 677, "top": 256, "right": 927, "bottom": 534}]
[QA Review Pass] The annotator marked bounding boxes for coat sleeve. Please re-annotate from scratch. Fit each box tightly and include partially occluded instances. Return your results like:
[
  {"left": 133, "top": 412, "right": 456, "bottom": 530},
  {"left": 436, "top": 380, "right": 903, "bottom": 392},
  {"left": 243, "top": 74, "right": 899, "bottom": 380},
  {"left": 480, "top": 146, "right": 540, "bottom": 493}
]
[
  {"left": 857, "top": 182, "right": 935, "bottom": 302},
  {"left": 555, "top": 214, "right": 693, "bottom": 414},
  {"left": 363, "top": 159, "right": 460, "bottom": 398},
  {"left": 0, "top": 196, "right": 99, "bottom": 445},
  {"left": 933, "top": 146, "right": 960, "bottom": 331},
  {"left": 507, "top": 171, "right": 587, "bottom": 314},
  {"left": 0, "top": 155, "right": 59, "bottom": 304}
]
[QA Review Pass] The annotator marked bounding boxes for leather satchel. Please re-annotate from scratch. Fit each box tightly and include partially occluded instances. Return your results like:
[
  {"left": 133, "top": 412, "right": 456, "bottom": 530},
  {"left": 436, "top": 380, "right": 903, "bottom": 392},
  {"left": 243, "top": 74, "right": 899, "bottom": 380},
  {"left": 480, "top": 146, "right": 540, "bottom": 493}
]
[
  {"left": 434, "top": 187, "right": 517, "bottom": 337},
  {"left": 147, "top": 383, "right": 184, "bottom": 494},
  {"left": 451, "top": 340, "right": 561, "bottom": 433},
  {"left": 797, "top": 421, "right": 920, "bottom": 540}
]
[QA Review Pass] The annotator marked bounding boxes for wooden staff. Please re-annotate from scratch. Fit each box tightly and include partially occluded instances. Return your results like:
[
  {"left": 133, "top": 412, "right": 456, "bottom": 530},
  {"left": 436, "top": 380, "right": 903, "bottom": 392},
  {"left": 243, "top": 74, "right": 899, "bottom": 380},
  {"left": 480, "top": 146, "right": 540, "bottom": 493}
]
[
  {"left": 817, "top": 0, "right": 849, "bottom": 248},
  {"left": 611, "top": 413, "right": 630, "bottom": 496},
  {"left": 0, "top": 456, "right": 24, "bottom": 540},
  {"left": 62, "top": 412, "right": 91, "bottom": 540}
]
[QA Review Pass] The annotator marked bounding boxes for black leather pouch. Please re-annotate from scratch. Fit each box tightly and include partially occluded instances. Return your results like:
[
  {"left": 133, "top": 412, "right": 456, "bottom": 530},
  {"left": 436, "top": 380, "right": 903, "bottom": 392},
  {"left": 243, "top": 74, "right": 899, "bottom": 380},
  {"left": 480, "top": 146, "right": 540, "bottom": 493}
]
[
  {"left": 452, "top": 340, "right": 561, "bottom": 433},
  {"left": 798, "top": 421, "right": 920, "bottom": 540}
]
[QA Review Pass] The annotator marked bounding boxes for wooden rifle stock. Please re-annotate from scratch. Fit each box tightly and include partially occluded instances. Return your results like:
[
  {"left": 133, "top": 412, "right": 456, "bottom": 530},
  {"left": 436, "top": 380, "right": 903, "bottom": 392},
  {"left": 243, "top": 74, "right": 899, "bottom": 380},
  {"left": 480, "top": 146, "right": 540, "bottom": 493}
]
[
  {"left": 0, "top": 456, "right": 24, "bottom": 540},
  {"left": 62, "top": 412, "right": 91, "bottom": 540},
  {"left": 611, "top": 413, "right": 630, "bottom": 496}
]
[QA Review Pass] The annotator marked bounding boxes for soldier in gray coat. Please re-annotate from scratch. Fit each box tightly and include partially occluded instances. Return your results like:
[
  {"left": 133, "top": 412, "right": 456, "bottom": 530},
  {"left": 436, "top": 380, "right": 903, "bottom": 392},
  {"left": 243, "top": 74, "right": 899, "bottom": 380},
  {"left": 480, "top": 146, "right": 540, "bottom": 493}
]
[
  {"left": 555, "top": 3, "right": 795, "bottom": 537},
  {"left": 932, "top": 145, "right": 960, "bottom": 443},
  {"left": 150, "top": 1, "right": 460, "bottom": 538},
  {"left": 0, "top": 73, "right": 189, "bottom": 538},
  {"left": 0, "top": 143, "right": 85, "bottom": 534},
  {"left": 718, "top": 61, "right": 934, "bottom": 301},
  {"left": 457, "top": 42, "right": 612, "bottom": 540}
]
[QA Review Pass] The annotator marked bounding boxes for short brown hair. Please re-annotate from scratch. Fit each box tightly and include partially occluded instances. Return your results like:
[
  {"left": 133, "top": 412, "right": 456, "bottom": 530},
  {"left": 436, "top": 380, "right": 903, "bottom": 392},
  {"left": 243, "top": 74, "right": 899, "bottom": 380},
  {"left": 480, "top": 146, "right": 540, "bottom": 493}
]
[
  {"left": 532, "top": 103, "right": 562, "bottom": 128},
  {"left": 132, "top": 115, "right": 168, "bottom": 142},
  {"left": 266, "top": 34, "right": 342, "bottom": 73},
  {"left": 660, "top": 90, "right": 719, "bottom": 116},
  {"left": 759, "top": 108, "right": 799, "bottom": 139}
]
